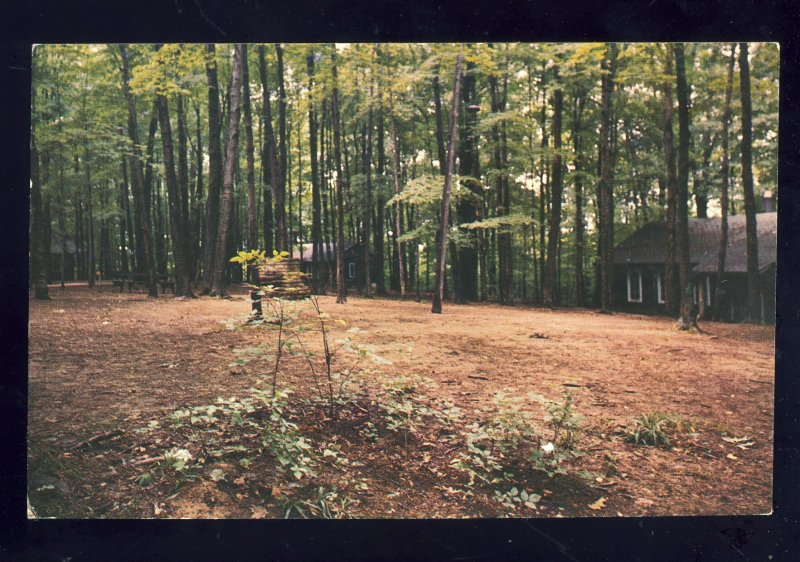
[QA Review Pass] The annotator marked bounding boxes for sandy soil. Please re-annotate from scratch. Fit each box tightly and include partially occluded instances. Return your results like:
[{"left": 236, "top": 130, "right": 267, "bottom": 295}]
[{"left": 27, "top": 284, "right": 774, "bottom": 518}]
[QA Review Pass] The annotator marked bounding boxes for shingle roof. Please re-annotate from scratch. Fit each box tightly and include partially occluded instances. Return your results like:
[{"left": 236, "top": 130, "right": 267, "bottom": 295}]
[
  {"left": 613, "top": 212, "right": 776, "bottom": 273},
  {"left": 291, "top": 242, "right": 358, "bottom": 263}
]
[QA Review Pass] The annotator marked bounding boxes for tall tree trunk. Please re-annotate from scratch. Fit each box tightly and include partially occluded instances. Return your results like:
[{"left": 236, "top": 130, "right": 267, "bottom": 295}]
[
  {"left": 457, "top": 56, "right": 480, "bottom": 302},
  {"left": 374, "top": 114, "right": 386, "bottom": 294},
  {"left": 81, "top": 90, "right": 96, "bottom": 288},
  {"left": 662, "top": 49, "right": 679, "bottom": 315},
  {"left": 30, "top": 84, "right": 49, "bottom": 299},
  {"left": 276, "top": 43, "right": 289, "bottom": 252},
  {"left": 715, "top": 43, "right": 737, "bottom": 321},
  {"left": 389, "top": 93, "right": 406, "bottom": 297},
  {"left": 119, "top": 153, "right": 131, "bottom": 277},
  {"left": 674, "top": 43, "right": 694, "bottom": 329},
  {"left": 331, "top": 48, "right": 348, "bottom": 304},
  {"left": 156, "top": 94, "right": 192, "bottom": 296},
  {"left": 307, "top": 51, "right": 323, "bottom": 293},
  {"left": 432, "top": 65, "right": 462, "bottom": 303},
  {"left": 498, "top": 47, "right": 513, "bottom": 304},
  {"left": 543, "top": 75, "right": 564, "bottom": 307},
  {"left": 202, "top": 43, "right": 223, "bottom": 294},
  {"left": 538, "top": 80, "right": 548, "bottom": 302},
  {"left": 598, "top": 43, "right": 618, "bottom": 313},
  {"left": 362, "top": 76, "right": 374, "bottom": 297},
  {"left": 258, "top": 46, "right": 283, "bottom": 251},
  {"left": 296, "top": 119, "right": 304, "bottom": 256},
  {"left": 211, "top": 44, "right": 244, "bottom": 296},
  {"left": 119, "top": 45, "right": 158, "bottom": 297},
  {"left": 573, "top": 92, "right": 586, "bottom": 307},
  {"left": 143, "top": 101, "right": 158, "bottom": 264},
  {"left": 432, "top": 50, "right": 463, "bottom": 314},
  {"left": 193, "top": 103, "right": 204, "bottom": 282},
  {"left": 242, "top": 46, "right": 257, "bottom": 265},
  {"left": 739, "top": 42, "right": 761, "bottom": 322},
  {"left": 177, "top": 94, "right": 193, "bottom": 286}
]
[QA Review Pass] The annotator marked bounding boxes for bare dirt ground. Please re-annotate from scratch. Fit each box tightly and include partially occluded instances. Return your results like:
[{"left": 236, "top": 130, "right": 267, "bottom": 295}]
[{"left": 28, "top": 284, "right": 774, "bottom": 518}]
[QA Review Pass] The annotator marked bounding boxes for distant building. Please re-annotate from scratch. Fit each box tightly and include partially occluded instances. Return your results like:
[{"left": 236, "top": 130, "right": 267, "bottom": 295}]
[
  {"left": 613, "top": 212, "right": 776, "bottom": 323},
  {"left": 291, "top": 242, "right": 369, "bottom": 289}
]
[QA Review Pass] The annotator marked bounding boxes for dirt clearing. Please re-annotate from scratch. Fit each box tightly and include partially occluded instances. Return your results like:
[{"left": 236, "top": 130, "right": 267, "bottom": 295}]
[{"left": 28, "top": 285, "right": 774, "bottom": 518}]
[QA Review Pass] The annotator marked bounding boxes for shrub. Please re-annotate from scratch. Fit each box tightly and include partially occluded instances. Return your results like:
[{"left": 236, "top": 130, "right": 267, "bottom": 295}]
[{"left": 626, "top": 412, "right": 674, "bottom": 448}]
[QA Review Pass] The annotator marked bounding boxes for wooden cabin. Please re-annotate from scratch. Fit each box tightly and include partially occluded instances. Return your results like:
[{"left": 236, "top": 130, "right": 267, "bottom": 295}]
[
  {"left": 291, "top": 242, "right": 367, "bottom": 289},
  {"left": 613, "top": 212, "right": 776, "bottom": 323}
]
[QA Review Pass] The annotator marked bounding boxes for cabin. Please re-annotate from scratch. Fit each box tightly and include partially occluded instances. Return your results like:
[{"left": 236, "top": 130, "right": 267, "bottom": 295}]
[
  {"left": 291, "top": 242, "right": 367, "bottom": 289},
  {"left": 613, "top": 212, "right": 777, "bottom": 323}
]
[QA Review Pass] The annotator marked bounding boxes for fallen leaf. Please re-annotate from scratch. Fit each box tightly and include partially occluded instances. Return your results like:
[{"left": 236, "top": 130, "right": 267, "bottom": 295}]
[
  {"left": 233, "top": 477, "right": 246, "bottom": 486},
  {"left": 726, "top": 453, "right": 738, "bottom": 460},
  {"left": 635, "top": 498, "right": 654, "bottom": 507},
  {"left": 250, "top": 506, "right": 268, "bottom": 519},
  {"left": 588, "top": 497, "right": 607, "bottom": 510}
]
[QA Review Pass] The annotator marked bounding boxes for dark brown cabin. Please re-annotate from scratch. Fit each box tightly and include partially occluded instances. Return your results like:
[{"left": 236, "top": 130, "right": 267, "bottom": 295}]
[{"left": 613, "top": 212, "right": 776, "bottom": 323}]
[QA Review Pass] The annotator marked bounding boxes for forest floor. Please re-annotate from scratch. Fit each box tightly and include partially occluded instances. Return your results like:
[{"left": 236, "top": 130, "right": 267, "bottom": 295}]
[{"left": 28, "top": 284, "right": 774, "bottom": 519}]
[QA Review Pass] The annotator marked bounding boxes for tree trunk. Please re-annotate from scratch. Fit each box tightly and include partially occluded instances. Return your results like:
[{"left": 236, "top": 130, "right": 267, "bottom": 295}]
[
  {"left": 432, "top": 64, "right": 462, "bottom": 303},
  {"left": 193, "top": 102, "right": 204, "bottom": 283},
  {"left": 663, "top": 49, "right": 679, "bottom": 316},
  {"left": 143, "top": 101, "right": 158, "bottom": 265},
  {"left": 432, "top": 50, "right": 463, "bottom": 314},
  {"left": 573, "top": 92, "right": 586, "bottom": 307},
  {"left": 374, "top": 48, "right": 386, "bottom": 295},
  {"left": 739, "top": 42, "right": 761, "bottom": 322},
  {"left": 598, "top": 43, "right": 618, "bottom": 313},
  {"left": 276, "top": 43, "right": 289, "bottom": 252},
  {"left": 156, "top": 93, "right": 191, "bottom": 296},
  {"left": 538, "top": 73, "right": 548, "bottom": 302},
  {"left": 211, "top": 44, "right": 244, "bottom": 297},
  {"left": 331, "top": 48, "right": 348, "bottom": 304},
  {"left": 715, "top": 43, "right": 737, "bottom": 321},
  {"left": 119, "top": 44, "right": 158, "bottom": 297},
  {"left": 258, "top": 46, "right": 284, "bottom": 252},
  {"left": 177, "top": 94, "right": 193, "bottom": 287},
  {"left": 30, "top": 85, "right": 49, "bottom": 299},
  {"left": 307, "top": 51, "right": 323, "bottom": 294},
  {"left": 674, "top": 43, "right": 694, "bottom": 329},
  {"left": 543, "top": 76, "right": 564, "bottom": 307},
  {"left": 389, "top": 97, "right": 406, "bottom": 297},
  {"left": 201, "top": 43, "right": 223, "bottom": 294},
  {"left": 457, "top": 56, "right": 480, "bottom": 302},
  {"left": 242, "top": 46, "right": 257, "bottom": 271},
  {"left": 362, "top": 77, "right": 374, "bottom": 297}
]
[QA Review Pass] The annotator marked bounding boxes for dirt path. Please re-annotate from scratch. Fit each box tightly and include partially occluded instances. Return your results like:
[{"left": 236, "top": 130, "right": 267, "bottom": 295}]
[{"left": 28, "top": 286, "right": 774, "bottom": 518}]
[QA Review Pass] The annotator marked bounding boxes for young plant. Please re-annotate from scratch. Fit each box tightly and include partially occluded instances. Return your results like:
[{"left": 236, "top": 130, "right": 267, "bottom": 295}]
[{"left": 626, "top": 412, "right": 674, "bottom": 448}]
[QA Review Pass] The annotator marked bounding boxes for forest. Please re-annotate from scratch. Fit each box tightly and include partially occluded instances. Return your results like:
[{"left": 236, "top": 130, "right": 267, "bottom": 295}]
[
  {"left": 28, "top": 43, "right": 777, "bottom": 519},
  {"left": 29, "top": 42, "right": 778, "bottom": 315}
]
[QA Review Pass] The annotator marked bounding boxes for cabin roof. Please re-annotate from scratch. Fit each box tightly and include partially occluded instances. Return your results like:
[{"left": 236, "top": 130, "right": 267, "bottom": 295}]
[
  {"left": 291, "top": 242, "right": 358, "bottom": 263},
  {"left": 613, "top": 212, "right": 777, "bottom": 273}
]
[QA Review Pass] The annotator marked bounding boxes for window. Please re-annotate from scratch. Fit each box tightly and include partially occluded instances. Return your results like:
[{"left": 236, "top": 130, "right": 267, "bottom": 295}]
[
  {"left": 627, "top": 269, "right": 642, "bottom": 303},
  {"left": 656, "top": 272, "right": 665, "bottom": 304},
  {"left": 348, "top": 262, "right": 356, "bottom": 279}
]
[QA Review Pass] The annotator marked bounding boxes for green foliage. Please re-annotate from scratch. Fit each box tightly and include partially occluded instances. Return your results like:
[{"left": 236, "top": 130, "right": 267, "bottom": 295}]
[
  {"left": 626, "top": 412, "right": 674, "bottom": 448},
  {"left": 453, "top": 390, "right": 583, "bottom": 486},
  {"left": 494, "top": 486, "right": 542, "bottom": 515},
  {"left": 283, "top": 486, "right": 356, "bottom": 519}
]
